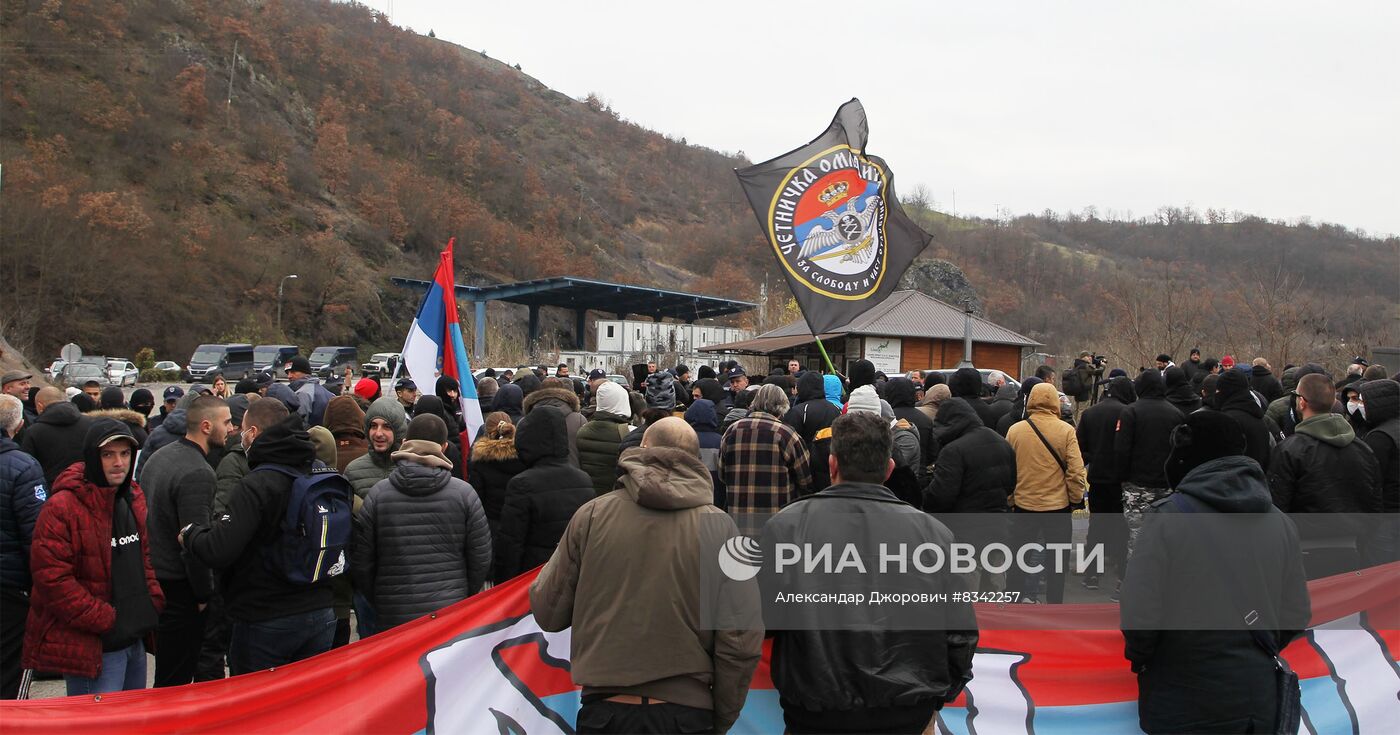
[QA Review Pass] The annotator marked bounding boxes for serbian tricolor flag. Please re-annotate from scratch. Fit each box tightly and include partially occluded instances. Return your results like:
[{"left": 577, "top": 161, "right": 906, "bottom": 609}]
[{"left": 400, "top": 239, "right": 482, "bottom": 471}]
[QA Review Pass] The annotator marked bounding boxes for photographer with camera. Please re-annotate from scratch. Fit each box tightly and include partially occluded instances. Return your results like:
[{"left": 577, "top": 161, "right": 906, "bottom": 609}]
[{"left": 1062, "top": 351, "right": 1104, "bottom": 426}]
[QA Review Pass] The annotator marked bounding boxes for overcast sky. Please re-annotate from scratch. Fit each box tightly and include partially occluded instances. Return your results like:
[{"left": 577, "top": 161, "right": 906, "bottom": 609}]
[{"left": 363, "top": 1, "right": 1399, "bottom": 236}]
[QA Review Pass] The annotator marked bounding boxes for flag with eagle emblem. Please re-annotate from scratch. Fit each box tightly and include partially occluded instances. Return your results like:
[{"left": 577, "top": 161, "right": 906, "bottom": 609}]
[{"left": 736, "top": 98, "right": 931, "bottom": 335}]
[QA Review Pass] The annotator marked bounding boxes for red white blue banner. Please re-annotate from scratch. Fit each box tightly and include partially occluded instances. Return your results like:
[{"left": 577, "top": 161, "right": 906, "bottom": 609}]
[
  {"left": 399, "top": 238, "right": 483, "bottom": 468},
  {"left": 3, "top": 564, "right": 1397, "bottom": 733}
]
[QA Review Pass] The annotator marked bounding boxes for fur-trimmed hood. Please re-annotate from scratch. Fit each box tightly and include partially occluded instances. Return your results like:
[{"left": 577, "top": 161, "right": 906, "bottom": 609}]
[
  {"left": 523, "top": 386, "right": 580, "bottom": 415},
  {"left": 88, "top": 407, "right": 147, "bottom": 429},
  {"left": 470, "top": 435, "right": 519, "bottom": 463}
]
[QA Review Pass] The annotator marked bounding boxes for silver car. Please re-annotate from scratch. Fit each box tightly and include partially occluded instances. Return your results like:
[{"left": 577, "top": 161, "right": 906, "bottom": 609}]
[{"left": 106, "top": 360, "right": 139, "bottom": 387}]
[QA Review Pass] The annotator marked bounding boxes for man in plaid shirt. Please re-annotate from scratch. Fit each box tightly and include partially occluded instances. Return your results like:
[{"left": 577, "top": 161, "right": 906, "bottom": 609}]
[{"left": 721, "top": 383, "right": 813, "bottom": 525}]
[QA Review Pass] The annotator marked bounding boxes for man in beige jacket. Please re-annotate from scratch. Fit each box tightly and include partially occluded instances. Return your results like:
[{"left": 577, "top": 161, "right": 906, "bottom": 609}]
[
  {"left": 530, "top": 417, "right": 763, "bottom": 734},
  {"left": 1005, "top": 383, "right": 1087, "bottom": 603}
]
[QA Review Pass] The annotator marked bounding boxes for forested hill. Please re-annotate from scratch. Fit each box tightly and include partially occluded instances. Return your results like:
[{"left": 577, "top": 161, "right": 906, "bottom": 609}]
[{"left": 2, "top": 0, "right": 1395, "bottom": 370}]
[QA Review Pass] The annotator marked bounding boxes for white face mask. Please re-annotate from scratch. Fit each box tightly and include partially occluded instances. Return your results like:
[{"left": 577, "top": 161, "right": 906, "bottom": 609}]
[{"left": 1348, "top": 401, "right": 1365, "bottom": 420}]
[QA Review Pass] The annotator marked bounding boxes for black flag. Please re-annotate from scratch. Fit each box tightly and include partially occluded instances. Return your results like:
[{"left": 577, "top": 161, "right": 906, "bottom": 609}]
[{"left": 736, "top": 98, "right": 930, "bottom": 335}]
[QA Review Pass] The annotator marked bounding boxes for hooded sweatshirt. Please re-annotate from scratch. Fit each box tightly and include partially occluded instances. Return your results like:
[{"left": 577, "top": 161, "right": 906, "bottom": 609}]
[
  {"left": 782, "top": 373, "right": 840, "bottom": 493},
  {"left": 887, "top": 377, "right": 938, "bottom": 467},
  {"left": 684, "top": 399, "right": 728, "bottom": 508},
  {"left": 1163, "top": 366, "right": 1201, "bottom": 414},
  {"left": 324, "top": 395, "right": 369, "bottom": 472},
  {"left": 1114, "top": 370, "right": 1185, "bottom": 487},
  {"left": 949, "top": 367, "right": 996, "bottom": 429},
  {"left": 1006, "top": 383, "right": 1087, "bottom": 511},
  {"left": 523, "top": 386, "right": 585, "bottom": 468},
  {"left": 1215, "top": 370, "right": 1278, "bottom": 471},
  {"left": 494, "top": 406, "right": 594, "bottom": 582},
  {"left": 1359, "top": 379, "right": 1399, "bottom": 512},
  {"left": 23, "top": 419, "right": 163, "bottom": 677},
  {"left": 1120, "top": 455, "right": 1310, "bottom": 733},
  {"left": 490, "top": 383, "right": 525, "bottom": 425},
  {"left": 529, "top": 447, "right": 763, "bottom": 733},
  {"left": 823, "top": 374, "right": 844, "bottom": 408},
  {"left": 352, "top": 439, "right": 491, "bottom": 629},
  {"left": 1076, "top": 376, "right": 1136, "bottom": 485},
  {"left": 344, "top": 396, "right": 409, "bottom": 498}
]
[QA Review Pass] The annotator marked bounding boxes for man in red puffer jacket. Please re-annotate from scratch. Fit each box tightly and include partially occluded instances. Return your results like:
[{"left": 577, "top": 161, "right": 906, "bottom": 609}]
[{"left": 23, "top": 419, "right": 164, "bottom": 696}]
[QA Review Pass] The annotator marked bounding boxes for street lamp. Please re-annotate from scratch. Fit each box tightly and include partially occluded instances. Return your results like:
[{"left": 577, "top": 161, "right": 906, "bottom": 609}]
[{"left": 277, "top": 274, "right": 298, "bottom": 334}]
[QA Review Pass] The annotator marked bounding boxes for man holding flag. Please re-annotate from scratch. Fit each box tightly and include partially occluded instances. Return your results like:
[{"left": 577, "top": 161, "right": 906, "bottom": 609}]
[{"left": 398, "top": 239, "right": 484, "bottom": 472}]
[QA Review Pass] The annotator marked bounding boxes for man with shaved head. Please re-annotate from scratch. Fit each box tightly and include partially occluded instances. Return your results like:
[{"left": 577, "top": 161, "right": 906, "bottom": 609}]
[
  {"left": 20, "top": 386, "right": 93, "bottom": 485},
  {"left": 1268, "top": 373, "right": 1382, "bottom": 576},
  {"left": 532, "top": 415, "right": 762, "bottom": 734}
]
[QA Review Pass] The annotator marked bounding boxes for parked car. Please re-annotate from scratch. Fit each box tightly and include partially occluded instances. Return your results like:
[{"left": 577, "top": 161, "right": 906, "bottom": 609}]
[
  {"left": 254, "top": 344, "right": 300, "bottom": 381},
  {"left": 185, "top": 343, "right": 255, "bottom": 382},
  {"left": 470, "top": 367, "right": 515, "bottom": 380},
  {"left": 45, "top": 359, "right": 67, "bottom": 380},
  {"left": 309, "top": 346, "right": 358, "bottom": 380},
  {"left": 361, "top": 352, "right": 402, "bottom": 379},
  {"left": 106, "top": 359, "right": 139, "bottom": 387},
  {"left": 153, "top": 361, "right": 180, "bottom": 372},
  {"left": 58, "top": 361, "right": 106, "bottom": 388},
  {"left": 606, "top": 374, "right": 631, "bottom": 388}
]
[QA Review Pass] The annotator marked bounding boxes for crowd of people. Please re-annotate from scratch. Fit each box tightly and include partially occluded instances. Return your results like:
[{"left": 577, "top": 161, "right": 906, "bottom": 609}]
[{"left": 0, "top": 347, "right": 1395, "bottom": 733}]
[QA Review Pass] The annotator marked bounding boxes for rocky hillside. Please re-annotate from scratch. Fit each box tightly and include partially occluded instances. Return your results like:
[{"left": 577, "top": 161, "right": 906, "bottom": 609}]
[{"left": 2, "top": 0, "right": 1395, "bottom": 371}]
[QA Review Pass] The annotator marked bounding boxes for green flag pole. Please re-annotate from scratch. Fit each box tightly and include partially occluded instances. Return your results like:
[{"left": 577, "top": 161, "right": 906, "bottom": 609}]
[{"left": 813, "top": 335, "right": 838, "bottom": 375}]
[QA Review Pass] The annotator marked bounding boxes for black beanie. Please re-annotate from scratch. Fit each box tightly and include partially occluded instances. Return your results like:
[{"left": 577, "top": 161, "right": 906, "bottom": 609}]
[
  {"left": 1166, "top": 410, "right": 1247, "bottom": 488},
  {"left": 99, "top": 386, "right": 127, "bottom": 410},
  {"left": 235, "top": 378, "right": 259, "bottom": 395},
  {"left": 1215, "top": 368, "right": 1251, "bottom": 401}
]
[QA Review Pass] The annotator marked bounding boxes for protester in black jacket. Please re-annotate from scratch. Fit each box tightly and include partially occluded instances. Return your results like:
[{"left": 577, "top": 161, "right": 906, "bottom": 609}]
[
  {"left": 1122, "top": 410, "right": 1310, "bottom": 735},
  {"left": 1214, "top": 369, "right": 1278, "bottom": 471},
  {"left": 923, "top": 398, "right": 1015, "bottom": 594},
  {"left": 1249, "top": 359, "right": 1285, "bottom": 405},
  {"left": 1268, "top": 374, "right": 1382, "bottom": 577},
  {"left": 0, "top": 406, "right": 45, "bottom": 700},
  {"left": 181, "top": 406, "right": 336, "bottom": 675},
  {"left": 138, "top": 395, "right": 231, "bottom": 687},
  {"left": 493, "top": 405, "right": 594, "bottom": 583},
  {"left": 995, "top": 377, "right": 1042, "bottom": 437},
  {"left": 353, "top": 414, "right": 490, "bottom": 630},
  {"left": 19, "top": 388, "right": 92, "bottom": 485},
  {"left": 948, "top": 367, "right": 996, "bottom": 428},
  {"left": 1360, "top": 379, "right": 1399, "bottom": 565},
  {"left": 985, "top": 379, "right": 1018, "bottom": 430},
  {"left": 885, "top": 377, "right": 939, "bottom": 469},
  {"left": 467, "top": 412, "right": 526, "bottom": 539},
  {"left": 1076, "top": 375, "right": 1135, "bottom": 586},
  {"left": 762, "top": 412, "right": 977, "bottom": 734},
  {"left": 1115, "top": 370, "right": 1185, "bottom": 558},
  {"left": 1162, "top": 366, "right": 1201, "bottom": 414},
  {"left": 782, "top": 372, "right": 841, "bottom": 493}
]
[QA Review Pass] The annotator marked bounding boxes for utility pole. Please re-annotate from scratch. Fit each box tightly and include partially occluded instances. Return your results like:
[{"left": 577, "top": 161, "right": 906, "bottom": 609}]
[{"left": 225, "top": 39, "right": 238, "bottom": 129}]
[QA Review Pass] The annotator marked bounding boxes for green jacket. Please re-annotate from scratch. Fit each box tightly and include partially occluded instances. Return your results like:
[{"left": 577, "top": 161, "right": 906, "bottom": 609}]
[{"left": 574, "top": 412, "right": 632, "bottom": 496}]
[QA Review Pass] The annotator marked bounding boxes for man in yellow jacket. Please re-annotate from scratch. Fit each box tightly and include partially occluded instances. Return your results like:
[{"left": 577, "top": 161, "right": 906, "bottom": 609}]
[{"left": 1005, "top": 383, "right": 1087, "bottom": 603}]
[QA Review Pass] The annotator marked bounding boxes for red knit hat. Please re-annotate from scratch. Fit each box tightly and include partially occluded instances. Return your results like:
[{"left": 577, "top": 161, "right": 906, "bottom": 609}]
[
  {"left": 354, "top": 376, "right": 380, "bottom": 401},
  {"left": 1220, "top": 355, "right": 1236, "bottom": 368}
]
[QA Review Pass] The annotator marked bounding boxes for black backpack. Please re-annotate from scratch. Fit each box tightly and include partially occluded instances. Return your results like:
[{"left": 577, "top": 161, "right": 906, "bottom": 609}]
[{"left": 1061, "top": 367, "right": 1084, "bottom": 397}]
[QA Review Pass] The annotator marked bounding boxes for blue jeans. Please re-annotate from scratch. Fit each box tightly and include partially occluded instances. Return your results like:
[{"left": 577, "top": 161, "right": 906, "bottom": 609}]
[
  {"left": 352, "top": 591, "right": 377, "bottom": 639},
  {"left": 64, "top": 641, "right": 146, "bottom": 696},
  {"left": 229, "top": 608, "right": 335, "bottom": 676}
]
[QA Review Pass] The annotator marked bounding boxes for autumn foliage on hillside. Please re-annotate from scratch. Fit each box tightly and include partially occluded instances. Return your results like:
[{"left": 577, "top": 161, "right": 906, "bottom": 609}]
[{"left": 1, "top": 0, "right": 1395, "bottom": 371}]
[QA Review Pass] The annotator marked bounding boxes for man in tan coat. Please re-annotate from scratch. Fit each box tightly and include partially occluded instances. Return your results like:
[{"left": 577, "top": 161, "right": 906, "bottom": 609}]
[
  {"left": 1005, "top": 383, "right": 1087, "bottom": 603},
  {"left": 530, "top": 417, "right": 762, "bottom": 734}
]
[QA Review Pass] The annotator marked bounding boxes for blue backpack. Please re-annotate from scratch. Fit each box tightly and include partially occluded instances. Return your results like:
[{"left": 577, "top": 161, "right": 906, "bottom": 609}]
[{"left": 251, "top": 464, "right": 353, "bottom": 584}]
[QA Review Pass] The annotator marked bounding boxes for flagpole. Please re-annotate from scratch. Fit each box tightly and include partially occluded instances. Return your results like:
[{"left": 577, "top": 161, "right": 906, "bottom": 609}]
[{"left": 813, "top": 335, "right": 838, "bottom": 375}]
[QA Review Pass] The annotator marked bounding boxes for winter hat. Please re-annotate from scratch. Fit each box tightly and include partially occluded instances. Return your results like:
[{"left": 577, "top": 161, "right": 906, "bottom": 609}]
[
  {"left": 848, "top": 359, "right": 877, "bottom": 392},
  {"left": 354, "top": 377, "right": 381, "bottom": 402},
  {"left": 64, "top": 386, "right": 82, "bottom": 400},
  {"left": 288, "top": 356, "right": 313, "bottom": 375},
  {"left": 1214, "top": 368, "right": 1251, "bottom": 401},
  {"left": 391, "top": 438, "right": 453, "bottom": 470},
  {"left": 99, "top": 386, "right": 126, "bottom": 410},
  {"left": 70, "top": 393, "right": 97, "bottom": 413},
  {"left": 1165, "top": 410, "right": 1247, "bottom": 488},
  {"left": 698, "top": 365, "right": 717, "bottom": 381},
  {"left": 405, "top": 412, "right": 450, "bottom": 445},
  {"left": 226, "top": 394, "right": 251, "bottom": 428},
  {"left": 846, "top": 385, "right": 883, "bottom": 416},
  {"left": 1220, "top": 355, "right": 1236, "bottom": 369},
  {"left": 234, "top": 378, "right": 259, "bottom": 395},
  {"left": 128, "top": 388, "right": 155, "bottom": 416},
  {"left": 1109, "top": 368, "right": 1128, "bottom": 379},
  {"left": 476, "top": 377, "right": 499, "bottom": 400},
  {"left": 307, "top": 425, "right": 338, "bottom": 469}
]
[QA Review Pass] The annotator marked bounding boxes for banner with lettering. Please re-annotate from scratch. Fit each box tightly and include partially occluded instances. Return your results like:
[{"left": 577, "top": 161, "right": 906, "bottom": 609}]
[{"left": 3, "top": 564, "right": 1396, "bottom": 734}]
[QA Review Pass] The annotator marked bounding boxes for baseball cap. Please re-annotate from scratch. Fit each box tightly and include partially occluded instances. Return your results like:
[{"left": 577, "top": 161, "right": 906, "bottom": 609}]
[
  {"left": 288, "top": 356, "right": 313, "bottom": 374},
  {"left": 587, "top": 369, "right": 607, "bottom": 381},
  {"left": 1352, "top": 356, "right": 1370, "bottom": 367},
  {"left": 163, "top": 386, "right": 185, "bottom": 401},
  {"left": 1, "top": 370, "right": 32, "bottom": 386},
  {"left": 394, "top": 378, "right": 417, "bottom": 392},
  {"left": 726, "top": 366, "right": 747, "bottom": 381},
  {"left": 254, "top": 371, "right": 274, "bottom": 387}
]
